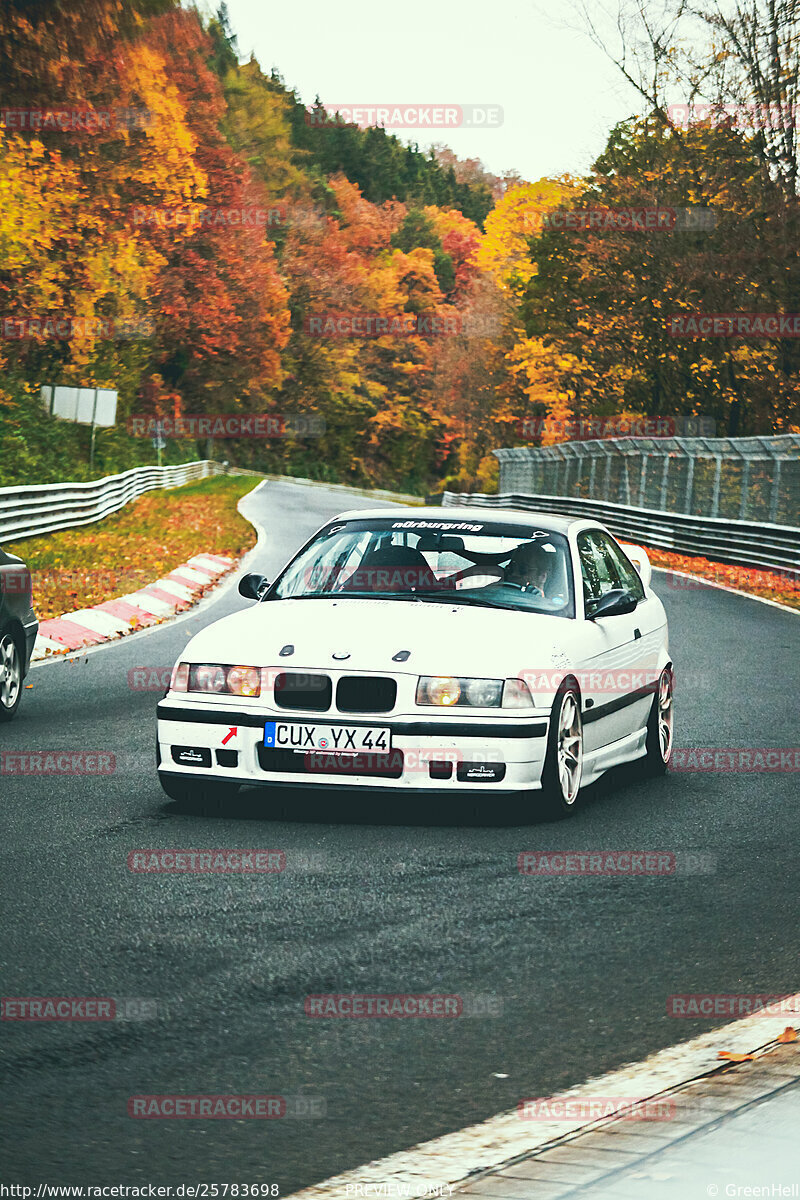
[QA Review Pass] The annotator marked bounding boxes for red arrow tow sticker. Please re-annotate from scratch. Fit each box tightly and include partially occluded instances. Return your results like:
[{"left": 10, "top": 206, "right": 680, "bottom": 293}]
[{"left": 222, "top": 727, "right": 238, "bottom": 746}]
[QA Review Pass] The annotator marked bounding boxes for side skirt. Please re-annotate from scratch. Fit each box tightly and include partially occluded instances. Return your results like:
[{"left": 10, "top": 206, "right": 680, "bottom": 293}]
[{"left": 581, "top": 727, "right": 648, "bottom": 787}]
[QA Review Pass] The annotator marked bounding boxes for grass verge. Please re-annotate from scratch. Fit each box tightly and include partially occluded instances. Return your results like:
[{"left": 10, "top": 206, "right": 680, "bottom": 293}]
[{"left": 6, "top": 476, "right": 258, "bottom": 621}]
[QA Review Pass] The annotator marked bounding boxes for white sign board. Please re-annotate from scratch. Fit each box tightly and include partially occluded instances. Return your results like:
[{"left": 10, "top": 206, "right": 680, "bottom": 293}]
[
  {"left": 76, "top": 388, "right": 98, "bottom": 425},
  {"left": 52, "top": 386, "right": 79, "bottom": 422},
  {"left": 94, "top": 389, "right": 118, "bottom": 427},
  {"left": 43, "top": 385, "right": 117, "bottom": 427}
]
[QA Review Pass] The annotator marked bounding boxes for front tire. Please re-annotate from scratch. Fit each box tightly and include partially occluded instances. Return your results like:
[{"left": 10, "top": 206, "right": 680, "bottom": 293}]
[
  {"left": 537, "top": 683, "right": 583, "bottom": 819},
  {"left": 0, "top": 630, "right": 23, "bottom": 723},
  {"left": 641, "top": 665, "right": 674, "bottom": 776},
  {"left": 158, "top": 772, "right": 241, "bottom": 812}
]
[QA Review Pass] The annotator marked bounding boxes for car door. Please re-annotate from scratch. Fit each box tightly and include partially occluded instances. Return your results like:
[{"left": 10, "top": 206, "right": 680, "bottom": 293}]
[
  {"left": 576, "top": 530, "right": 650, "bottom": 753},
  {"left": 600, "top": 532, "right": 665, "bottom": 680}
]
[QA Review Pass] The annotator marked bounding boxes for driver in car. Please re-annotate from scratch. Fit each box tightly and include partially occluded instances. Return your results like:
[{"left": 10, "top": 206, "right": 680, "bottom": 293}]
[{"left": 506, "top": 541, "right": 561, "bottom": 600}]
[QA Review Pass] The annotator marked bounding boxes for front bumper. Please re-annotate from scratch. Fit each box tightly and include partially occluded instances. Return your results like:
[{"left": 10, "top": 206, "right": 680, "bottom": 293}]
[{"left": 156, "top": 700, "right": 550, "bottom": 793}]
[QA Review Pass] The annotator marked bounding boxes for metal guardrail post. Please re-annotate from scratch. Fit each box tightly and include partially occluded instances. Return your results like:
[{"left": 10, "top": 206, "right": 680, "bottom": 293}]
[
  {"left": 711, "top": 457, "right": 723, "bottom": 518},
  {"left": 684, "top": 456, "right": 695, "bottom": 514},
  {"left": 739, "top": 459, "right": 751, "bottom": 520},
  {"left": 620, "top": 455, "right": 631, "bottom": 505},
  {"left": 638, "top": 453, "right": 648, "bottom": 507},
  {"left": 770, "top": 458, "right": 782, "bottom": 524}
]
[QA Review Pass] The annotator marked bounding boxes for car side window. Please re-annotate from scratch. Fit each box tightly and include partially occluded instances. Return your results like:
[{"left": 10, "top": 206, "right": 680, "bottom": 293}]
[
  {"left": 577, "top": 531, "right": 622, "bottom": 602},
  {"left": 596, "top": 533, "right": 645, "bottom": 601}
]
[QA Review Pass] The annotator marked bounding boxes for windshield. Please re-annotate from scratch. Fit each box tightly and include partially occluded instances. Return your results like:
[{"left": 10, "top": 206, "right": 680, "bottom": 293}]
[{"left": 271, "top": 516, "right": 575, "bottom": 617}]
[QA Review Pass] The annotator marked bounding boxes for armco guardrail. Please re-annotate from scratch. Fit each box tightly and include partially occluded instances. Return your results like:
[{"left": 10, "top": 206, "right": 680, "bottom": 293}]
[
  {"left": 0, "top": 460, "right": 223, "bottom": 544},
  {"left": 437, "top": 490, "right": 800, "bottom": 577},
  {"left": 495, "top": 435, "right": 800, "bottom": 527}
]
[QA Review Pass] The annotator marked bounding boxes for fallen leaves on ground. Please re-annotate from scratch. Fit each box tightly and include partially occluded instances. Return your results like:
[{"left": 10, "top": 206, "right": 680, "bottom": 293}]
[
  {"left": 6, "top": 477, "right": 257, "bottom": 621},
  {"left": 645, "top": 547, "right": 799, "bottom": 611}
]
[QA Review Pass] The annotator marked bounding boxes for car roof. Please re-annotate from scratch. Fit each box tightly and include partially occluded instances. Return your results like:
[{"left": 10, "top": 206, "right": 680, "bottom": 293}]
[{"left": 330, "top": 505, "right": 590, "bottom": 536}]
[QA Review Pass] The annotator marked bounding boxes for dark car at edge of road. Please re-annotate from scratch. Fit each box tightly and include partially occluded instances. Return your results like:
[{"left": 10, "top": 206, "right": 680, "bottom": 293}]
[{"left": 0, "top": 546, "right": 39, "bottom": 721}]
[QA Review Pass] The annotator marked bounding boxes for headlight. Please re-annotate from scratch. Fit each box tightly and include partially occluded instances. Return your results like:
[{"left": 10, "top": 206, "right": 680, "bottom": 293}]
[
  {"left": 192, "top": 664, "right": 227, "bottom": 693},
  {"left": 417, "top": 676, "right": 503, "bottom": 707},
  {"left": 169, "top": 663, "right": 262, "bottom": 697},
  {"left": 227, "top": 666, "right": 261, "bottom": 697},
  {"left": 416, "top": 676, "right": 534, "bottom": 708}
]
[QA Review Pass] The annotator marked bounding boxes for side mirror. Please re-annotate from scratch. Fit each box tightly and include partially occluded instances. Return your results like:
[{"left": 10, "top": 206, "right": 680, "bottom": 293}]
[
  {"left": 587, "top": 589, "right": 638, "bottom": 619},
  {"left": 238, "top": 573, "right": 270, "bottom": 601}
]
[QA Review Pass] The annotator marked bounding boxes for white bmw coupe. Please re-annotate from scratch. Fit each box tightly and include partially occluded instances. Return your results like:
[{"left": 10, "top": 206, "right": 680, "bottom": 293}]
[{"left": 157, "top": 507, "right": 674, "bottom": 818}]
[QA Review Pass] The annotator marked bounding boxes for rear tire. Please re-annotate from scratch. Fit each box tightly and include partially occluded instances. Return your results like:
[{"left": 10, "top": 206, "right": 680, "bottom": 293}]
[
  {"left": 536, "top": 683, "right": 583, "bottom": 820},
  {"left": 641, "top": 665, "right": 674, "bottom": 776},
  {"left": 158, "top": 772, "right": 240, "bottom": 812},
  {"left": 0, "top": 630, "right": 23, "bottom": 723}
]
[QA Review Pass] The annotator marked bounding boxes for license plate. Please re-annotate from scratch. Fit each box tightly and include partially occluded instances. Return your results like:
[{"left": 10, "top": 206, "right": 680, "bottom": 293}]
[{"left": 264, "top": 721, "right": 392, "bottom": 754}]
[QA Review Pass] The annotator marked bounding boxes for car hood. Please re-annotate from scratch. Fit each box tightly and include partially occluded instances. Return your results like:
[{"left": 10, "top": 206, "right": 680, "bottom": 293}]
[{"left": 182, "top": 597, "right": 571, "bottom": 678}]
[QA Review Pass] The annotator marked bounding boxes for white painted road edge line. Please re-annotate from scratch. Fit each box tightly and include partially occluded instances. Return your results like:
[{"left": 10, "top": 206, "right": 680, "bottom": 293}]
[
  {"left": 285, "top": 994, "right": 800, "bottom": 1200},
  {"left": 652, "top": 565, "right": 799, "bottom": 615}
]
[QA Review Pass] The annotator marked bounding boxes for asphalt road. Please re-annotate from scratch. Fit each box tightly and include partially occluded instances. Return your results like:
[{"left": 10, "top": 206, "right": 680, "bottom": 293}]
[{"left": 1, "top": 478, "right": 798, "bottom": 1192}]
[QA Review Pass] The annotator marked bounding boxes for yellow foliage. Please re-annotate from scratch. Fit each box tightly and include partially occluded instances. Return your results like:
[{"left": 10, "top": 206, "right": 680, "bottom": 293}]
[{"left": 477, "top": 177, "right": 582, "bottom": 292}]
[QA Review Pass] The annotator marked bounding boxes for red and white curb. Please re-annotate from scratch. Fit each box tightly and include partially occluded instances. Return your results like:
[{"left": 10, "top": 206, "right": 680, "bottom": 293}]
[
  {"left": 31, "top": 554, "right": 235, "bottom": 660},
  {"left": 285, "top": 996, "right": 800, "bottom": 1200}
]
